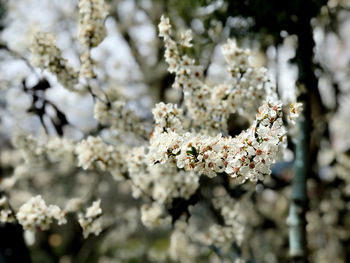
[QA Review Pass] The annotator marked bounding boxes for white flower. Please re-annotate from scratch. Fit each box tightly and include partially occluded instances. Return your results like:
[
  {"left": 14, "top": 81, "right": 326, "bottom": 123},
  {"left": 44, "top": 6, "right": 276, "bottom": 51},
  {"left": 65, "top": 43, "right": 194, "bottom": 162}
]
[
  {"left": 141, "top": 203, "right": 170, "bottom": 228},
  {"left": 78, "top": 215, "right": 102, "bottom": 238},
  {"left": 86, "top": 199, "right": 102, "bottom": 218},
  {"left": 158, "top": 17, "right": 274, "bottom": 134},
  {"left": 169, "top": 221, "right": 198, "bottom": 263},
  {"left": 0, "top": 197, "right": 16, "bottom": 223},
  {"left": 179, "top": 29, "right": 193, "bottom": 47},
  {"left": 30, "top": 32, "right": 78, "bottom": 91},
  {"left": 149, "top": 100, "right": 286, "bottom": 182},
  {"left": 152, "top": 102, "right": 183, "bottom": 131},
  {"left": 0, "top": 209, "right": 16, "bottom": 223},
  {"left": 78, "top": 199, "right": 103, "bottom": 238},
  {"left": 158, "top": 15, "right": 171, "bottom": 38},
  {"left": 288, "top": 102, "right": 303, "bottom": 124},
  {"left": 16, "top": 196, "right": 67, "bottom": 231},
  {"left": 196, "top": 187, "right": 245, "bottom": 247},
  {"left": 223, "top": 39, "right": 251, "bottom": 76},
  {"left": 94, "top": 99, "right": 146, "bottom": 138},
  {"left": 78, "top": 0, "right": 108, "bottom": 48}
]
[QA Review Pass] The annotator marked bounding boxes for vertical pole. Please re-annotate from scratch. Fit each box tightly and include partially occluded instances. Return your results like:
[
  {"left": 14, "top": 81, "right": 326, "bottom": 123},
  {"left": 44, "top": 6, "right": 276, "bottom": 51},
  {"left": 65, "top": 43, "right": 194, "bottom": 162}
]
[
  {"left": 288, "top": 107, "right": 310, "bottom": 260},
  {"left": 287, "top": 1, "right": 319, "bottom": 261}
]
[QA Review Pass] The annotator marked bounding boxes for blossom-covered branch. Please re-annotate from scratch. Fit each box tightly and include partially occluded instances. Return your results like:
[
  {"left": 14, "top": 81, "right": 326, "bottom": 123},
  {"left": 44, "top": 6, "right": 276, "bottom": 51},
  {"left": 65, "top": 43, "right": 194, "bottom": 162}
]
[
  {"left": 78, "top": 0, "right": 108, "bottom": 78},
  {"left": 158, "top": 15, "right": 275, "bottom": 134},
  {"left": 149, "top": 100, "right": 288, "bottom": 182},
  {"left": 30, "top": 32, "right": 79, "bottom": 91}
]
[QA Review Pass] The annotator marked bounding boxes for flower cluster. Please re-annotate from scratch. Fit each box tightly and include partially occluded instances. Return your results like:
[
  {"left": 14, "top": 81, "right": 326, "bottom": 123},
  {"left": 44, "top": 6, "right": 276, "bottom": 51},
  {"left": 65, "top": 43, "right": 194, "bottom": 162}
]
[
  {"left": 169, "top": 221, "right": 199, "bottom": 263},
  {"left": 140, "top": 203, "right": 170, "bottom": 228},
  {"left": 158, "top": 16, "right": 274, "bottom": 134},
  {"left": 179, "top": 29, "right": 193, "bottom": 48},
  {"left": 288, "top": 102, "right": 303, "bottom": 124},
  {"left": 12, "top": 133, "right": 76, "bottom": 165},
  {"left": 75, "top": 136, "right": 114, "bottom": 170},
  {"left": 222, "top": 39, "right": 250, "bottom": 78},
  {"left": 128, "top": 147, "right": 199, "bottom": 204},
  {"left": 75, "top": 136, "right": 127, "bottom": 179},
  {"left": 149, "top": 101, "right": 287, "bottom": 182},
  {"left": 80, "top": 51, "right": 96, "bottom": 78},
  {"left": 30, "top": 32, "right": 78, "bottom": 91},
  {"left": 0, "top": 196, "right": 16, "bottom": 223},
  {"left": 16, "top": 195, "right": 67, "bottom": 231},
  {"left": 219, "top": 39, "right": 276, "bottom": 122},
  {"left": 45, "top": 137, "right": 76, "bottom": 163},
  {"left": 192, "top": 187, "right": 245, "bottom": 249},
  {"left": 94, "top": 99, "right": 147, "bottom": 139},
  {"left": 159, "top": 18, "right": 210, "bottom": 130},
  {"left": 152, "top": 102, "right": 184, "bottom": 132},
  {"left": 78, "top": 199, "right": 102, "bottom": 238},
  {"left": 12, "top": 133, "right": 44, "bottom": 163},
  {"left": 78, "top": 0, "right": 108, "bottom": 48},
  {"left": 78, "top": 0, "right": 108, "bottom": 78}
]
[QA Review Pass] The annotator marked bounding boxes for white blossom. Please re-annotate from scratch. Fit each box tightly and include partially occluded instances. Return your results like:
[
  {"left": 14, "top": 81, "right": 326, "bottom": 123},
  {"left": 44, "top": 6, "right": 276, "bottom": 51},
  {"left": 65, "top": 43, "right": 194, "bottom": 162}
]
[
  {"left": 193, "top": 187, "right": 245, "bottom": 248},
  {"left": 75, "top": 136, "right": 127, "bottom": 177},
  {"left": 16, "top": 195, "right": 67, "bottom": 231},
  {"left": 30, "top": 32, "right": 78, "bottom": 91},
  {"left": 158, "top": 16, "right": 275, "bottom": 134},
  {"left": 0, "top": 196, "right": 16, "bottom": 223},
  {"left": 78, "top": 199, "right": 102, "bottom": 238},
  {"left": 78, "top": 0, "right": 108, "bottom": 78},
  {"left": 169, "top": 221, "right": 199, "bottom": 263},
  {"left": 86, "top": 199, "right": 102, "bottom": 218},
  {"left": 288, "top": 102, "right": 303, "bottom": 124},
  {"left": 152, "top": 102, "right": 184, "bottom": 132},
  {"left": 140, "top": 203, "right": 170, "bottom": 228},
  {"left": 149, "top": 101, "right": 288, "bottom": 182},
  {"left": 94, "top": 100, "right": 146, "bottom": 138},
  {"left": 128, "top": 146, "right": 200, "bottom": 203},
  {"left": 78, "top": 0, "right": 108, "bottom": 48},
  {"left": 222, "top": 39, "right": 250, "bottom": 76},
  {"left": 179, "top": 29, "right": 193, "bottom": 47},
  {"left": 158, "top": 15, "right": 172, "bottom": 38}
]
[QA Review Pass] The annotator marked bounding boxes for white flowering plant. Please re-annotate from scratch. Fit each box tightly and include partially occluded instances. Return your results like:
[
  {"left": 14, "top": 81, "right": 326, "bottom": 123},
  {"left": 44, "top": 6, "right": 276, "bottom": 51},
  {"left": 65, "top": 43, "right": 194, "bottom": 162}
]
[{"left": 0, "top": 0, "right": 320, "bottom": 262}]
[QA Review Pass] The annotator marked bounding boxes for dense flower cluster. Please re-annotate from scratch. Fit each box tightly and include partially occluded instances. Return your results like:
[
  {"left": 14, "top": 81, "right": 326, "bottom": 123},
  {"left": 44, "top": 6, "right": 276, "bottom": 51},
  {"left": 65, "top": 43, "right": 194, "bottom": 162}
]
[
  {"left": 16, "top": 195, "right": 67, "bottom": 231},
  {"left": 94, "top": 99, "right": 147, "bottom": 139},
  {"left": 222, "top": 39, "right": 275, "bottom": 121},
  {"left": 80, "top": 51, "right": 96, "bottom": 78},
  {"left": 152, "top": 102, "right": 184, "bottom": 131},
  {"left": 158, "top": 16, "right": 275, "bottom": 134},
  {"left": 12, "top": 133, "right": 76, "bottom": 165},
  {"left": 128, "top": 147, "right": 199, "bottom": 204},
  {"left": 206, "top": 187, "right": 245, "bottom": 247},
  {"left": 149, "top": 101, "right": 286, "bottom": 182},
  {"left": 78, "top": 0, "right": 108, "bottom": 48},
  {"left": 78, "top": 0, "right": 108, "bottom": 78},
  {"left": 12, "top": 133, "right": 44, "bottom": 163},
  {"left": 78, "top": 199, "right": 102, "bottom": 238},
  {"left": 30, "top": 32, "right": 79, "bottom": 91},
  {"left": 222, "top": 39, "right": 250, "bottom": 77},
  {"left": 75, "top": 136, "right": 127, "bottom": 179}
]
